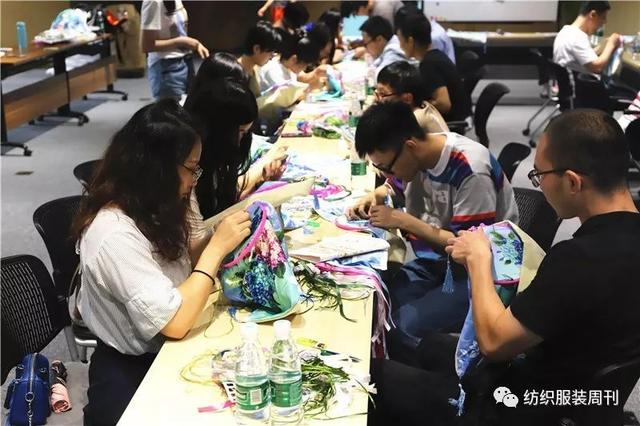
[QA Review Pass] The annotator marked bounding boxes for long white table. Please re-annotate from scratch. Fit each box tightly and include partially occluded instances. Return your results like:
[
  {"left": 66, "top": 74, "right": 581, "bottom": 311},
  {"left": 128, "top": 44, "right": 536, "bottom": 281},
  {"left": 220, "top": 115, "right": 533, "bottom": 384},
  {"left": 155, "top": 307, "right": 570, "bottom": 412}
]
[{"left": 119, "top": 107, "right": 377, "bottom": 425}]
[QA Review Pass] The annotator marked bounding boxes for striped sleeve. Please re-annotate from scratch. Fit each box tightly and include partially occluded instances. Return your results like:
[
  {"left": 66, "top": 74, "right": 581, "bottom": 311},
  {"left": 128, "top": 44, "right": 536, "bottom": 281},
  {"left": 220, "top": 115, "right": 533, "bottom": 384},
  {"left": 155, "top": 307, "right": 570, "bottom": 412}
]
[{"left": 450, "top": 174, "right": 497, "bottom": 232}]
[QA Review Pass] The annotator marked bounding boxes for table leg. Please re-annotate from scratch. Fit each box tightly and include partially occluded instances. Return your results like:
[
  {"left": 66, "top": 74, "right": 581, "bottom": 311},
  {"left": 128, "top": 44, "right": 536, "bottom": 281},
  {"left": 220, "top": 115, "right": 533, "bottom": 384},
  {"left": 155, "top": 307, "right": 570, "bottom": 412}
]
[
  {"left": 38, "top": 51, "right": 89, "bottom": 125},
  {"left": 0, "top": 80, "right": 32, "bottom": 156}
]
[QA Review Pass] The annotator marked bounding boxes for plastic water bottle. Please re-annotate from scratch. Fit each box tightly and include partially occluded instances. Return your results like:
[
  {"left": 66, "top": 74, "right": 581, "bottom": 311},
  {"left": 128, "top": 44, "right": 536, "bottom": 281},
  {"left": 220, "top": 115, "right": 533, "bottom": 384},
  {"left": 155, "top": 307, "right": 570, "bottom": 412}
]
[
  {"left": 16, "top": 22, "right": 27, "bottom": 56},
  {"left": 269, "top": 320, "right": 302, "bottom": 425},
  {"left": 350, "top": 137, "right": 369, "bottom": 195},
  {"left": 235, "top": 323, "right": 270, "bottom": 425}
]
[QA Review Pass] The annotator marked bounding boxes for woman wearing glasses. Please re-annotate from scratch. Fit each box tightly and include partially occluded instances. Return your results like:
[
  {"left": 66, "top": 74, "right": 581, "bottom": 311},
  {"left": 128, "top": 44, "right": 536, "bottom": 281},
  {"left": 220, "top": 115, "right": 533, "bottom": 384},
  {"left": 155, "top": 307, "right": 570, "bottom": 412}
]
[
  {"left": 72, "top": 100, "right": 250, "bottom": 426},
  {"left": 184, "top": 76, "right": 287, "bottom": 262}
]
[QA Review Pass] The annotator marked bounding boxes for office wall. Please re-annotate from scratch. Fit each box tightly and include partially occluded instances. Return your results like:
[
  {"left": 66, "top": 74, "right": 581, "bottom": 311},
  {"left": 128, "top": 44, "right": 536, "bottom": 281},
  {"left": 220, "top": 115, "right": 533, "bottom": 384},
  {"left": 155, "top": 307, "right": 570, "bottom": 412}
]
[
  {"left": 1, "top": 1, "right": 69, "bottom": 47},
  {"left": 606, "top": 1, "right": 640, "bottom": 36}
]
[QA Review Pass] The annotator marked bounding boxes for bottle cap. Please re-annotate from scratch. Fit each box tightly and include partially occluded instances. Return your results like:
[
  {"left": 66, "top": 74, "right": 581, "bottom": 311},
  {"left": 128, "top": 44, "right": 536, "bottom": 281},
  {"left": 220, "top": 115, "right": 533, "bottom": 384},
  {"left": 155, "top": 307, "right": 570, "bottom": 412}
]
[
  {"left": 273, "top": 320, "right": 291, "bottom": 340},
  {"left": 241, "top": 322, "right": 258, "bottom": 339}
]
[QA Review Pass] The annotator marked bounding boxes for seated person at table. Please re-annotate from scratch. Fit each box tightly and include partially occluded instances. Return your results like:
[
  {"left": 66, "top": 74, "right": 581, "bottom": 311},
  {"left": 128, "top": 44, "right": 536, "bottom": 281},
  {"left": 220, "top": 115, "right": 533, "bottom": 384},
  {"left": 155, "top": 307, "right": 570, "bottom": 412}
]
[
  {"left": 554, "top": 1, "right": 621, "bottom": 76},
  {"left": 294, "top": 24, "right": 333, "bottom": 88},
  {"left": 238, "top": 21, "right": 282, "bottom": 97},
  {"left": 370, "top": 109, "right": 640, "bottom": 426},
  {"left": 398, "top": 13, "right": 470, "bottom": 121},
  {"left": 274, "top": 1, "right": 309, "bottom": 34},
  {"left": 394, "top": 4, "right": 455, "bottom": 64},
  {"left": 348, "top": 102, "right": 517, "bottom": 353},
  {"left": 376, "top": 61, "right": 448, "bottom": 134},
  {"left": 188, "top": 51, "right": 248, "bottom": 97},
  {"left": 360, "top": 15, "right": 407, "bottom": 78},
  {"left": 318, "top": 8, "right": 345, "bottom": 64},
  {"left": 184, "top": 79, "right": 286, "bottom": 259},
  {"left": 260, "top": 29, "right": 321, "bottom": 90},
  {"left": 73, "top": 100, "right": 251, "bottom": 426}
]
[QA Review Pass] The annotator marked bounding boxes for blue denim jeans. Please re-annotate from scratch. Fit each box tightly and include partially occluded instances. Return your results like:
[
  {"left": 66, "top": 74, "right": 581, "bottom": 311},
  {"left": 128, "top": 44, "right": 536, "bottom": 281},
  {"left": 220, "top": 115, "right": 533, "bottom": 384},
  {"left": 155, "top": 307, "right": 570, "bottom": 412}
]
[
  {"left": 389, "top": 257, "right": 469, "bottom": 355},
  {"left": 147, "top": 56, "right": 193, "bottom": 101}
]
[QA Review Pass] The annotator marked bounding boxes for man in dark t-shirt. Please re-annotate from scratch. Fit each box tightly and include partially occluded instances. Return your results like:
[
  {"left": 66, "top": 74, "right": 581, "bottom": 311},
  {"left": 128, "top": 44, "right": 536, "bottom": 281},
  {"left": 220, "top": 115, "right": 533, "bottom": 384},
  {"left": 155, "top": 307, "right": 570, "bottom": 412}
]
[
  {"left": 369, "top": 109, "right": 640, "bottom": 425},
  {"left": 396, "top": 14, "right": 470, "bottom": 121}
]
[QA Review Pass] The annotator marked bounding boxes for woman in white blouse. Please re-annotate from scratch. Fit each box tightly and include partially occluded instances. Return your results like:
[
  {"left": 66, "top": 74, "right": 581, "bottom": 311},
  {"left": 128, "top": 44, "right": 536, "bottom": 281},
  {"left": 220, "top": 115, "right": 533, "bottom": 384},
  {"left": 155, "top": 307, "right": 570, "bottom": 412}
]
[{"left": 72, "top": 99, "right": 250, "bottom": 425}]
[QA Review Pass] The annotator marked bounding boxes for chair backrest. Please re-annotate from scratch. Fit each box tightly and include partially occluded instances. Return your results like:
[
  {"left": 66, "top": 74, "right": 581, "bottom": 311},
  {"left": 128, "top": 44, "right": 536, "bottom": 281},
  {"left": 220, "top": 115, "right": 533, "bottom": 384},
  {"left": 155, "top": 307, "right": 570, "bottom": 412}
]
[
  {"left": 457, "top": 50, "right": 481, "bottom": 76},
  {"left": 1, "top": 255, "right": 66, "bottom": 383},
  {"left": 513, "top": 187, "right": 560, "bottom": 251},
  {"left": 473, "top": 82, "right": 510, "bottom": 147},
  {"left": 627, "top": 119, "right": 640, "bottom": 164},
  {"left": 33, "top": 196, "right": 83, "bottom": 302},
  {"left": 549, "top": 62, "right": 575, "bottom": 111},
  {"left": 569, "top": 355, "right": 640, "bottom": 426},
  {"left": 574, "top": 72, "right": 613, "bottom": 114},
  {"left": 530, "top": 48, "right": 550, "bottom": 87},
  {"left": 73, "top": 159, "right": 102, "bottom": 189},
  {"left": 464, "top": 65, "right": 487, "bottom": 105},
  {"left": 497, "top": 143, "right": 532, "bottom": 182}
]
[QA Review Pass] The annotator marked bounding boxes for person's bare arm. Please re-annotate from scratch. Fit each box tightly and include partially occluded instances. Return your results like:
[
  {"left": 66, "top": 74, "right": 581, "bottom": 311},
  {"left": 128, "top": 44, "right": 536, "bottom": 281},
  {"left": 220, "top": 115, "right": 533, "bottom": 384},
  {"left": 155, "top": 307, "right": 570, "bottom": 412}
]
[
  {"left": 141, "top": 30, "right": 209, "bottom": 58},
  {"left": 585, "top": 33, "right": 621, "bottom": 74},
  {"left": 430, "top": 86, "right": 452, "bottom": 115}
]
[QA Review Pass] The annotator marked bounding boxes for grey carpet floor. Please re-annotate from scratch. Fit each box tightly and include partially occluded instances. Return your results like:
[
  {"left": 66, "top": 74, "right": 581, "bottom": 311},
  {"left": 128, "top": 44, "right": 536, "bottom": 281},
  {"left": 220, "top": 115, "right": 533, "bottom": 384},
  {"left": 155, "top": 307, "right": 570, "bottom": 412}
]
[{"left": 1, "top": 77, "right": 638, "bottom": 422}]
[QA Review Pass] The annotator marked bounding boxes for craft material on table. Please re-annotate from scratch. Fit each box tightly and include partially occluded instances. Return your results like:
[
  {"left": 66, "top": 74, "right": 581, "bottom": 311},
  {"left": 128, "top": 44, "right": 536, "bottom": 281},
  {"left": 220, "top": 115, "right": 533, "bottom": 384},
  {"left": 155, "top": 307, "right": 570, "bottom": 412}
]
[{"left": 289, "top": 233, "right": 389, "bottom": 263}]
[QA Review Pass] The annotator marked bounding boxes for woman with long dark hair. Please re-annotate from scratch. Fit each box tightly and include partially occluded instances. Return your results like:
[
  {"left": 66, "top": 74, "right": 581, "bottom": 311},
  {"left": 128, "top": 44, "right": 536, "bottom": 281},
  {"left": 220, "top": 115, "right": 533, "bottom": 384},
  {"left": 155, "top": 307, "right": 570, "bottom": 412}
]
[
  {"left": 183, "top": 78, "right": 286, "bottom": 256},
  {"left": 73, "top": 100, "right": 250, "bottom": 426},
  {"left": 188, "top": 51, "right": 248, "bottom": 97}
]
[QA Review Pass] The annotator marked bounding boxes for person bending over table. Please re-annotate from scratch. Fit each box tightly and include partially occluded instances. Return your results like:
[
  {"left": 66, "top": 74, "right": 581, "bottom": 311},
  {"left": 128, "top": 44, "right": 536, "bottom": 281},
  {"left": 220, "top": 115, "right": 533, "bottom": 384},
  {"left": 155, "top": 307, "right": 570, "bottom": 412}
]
[
  {"left": 141, "top": 0, "right": 209, "bottom": 101},
  {"left": 184, "top": 77, "right": 287, "bottom": 263},
  {"left": 188, "top": 52, "right": 248, "bottom": 99},
  {"left": 554, "top": 1, "right": 622, "bottom": 77},
  {"left": 238, "top": 21, "right": 282, "bottom": 97},
  {"left": 72, "top": 100, "right": 250, "bottom": 426},
  {"left": 369, "top": 109, "right": 640, "bottom": 426},
  {"left": 347, "top": 102, "right": 518, "bottom": 357},
  {"left": 397, "top": 13, "right": 470, "bottom": 122},
  {"left": 360, "top": 15, "right": 407, "bottom": 78},
  {"left": 318, "top": 8, "right": 346, "bottom": 64}
]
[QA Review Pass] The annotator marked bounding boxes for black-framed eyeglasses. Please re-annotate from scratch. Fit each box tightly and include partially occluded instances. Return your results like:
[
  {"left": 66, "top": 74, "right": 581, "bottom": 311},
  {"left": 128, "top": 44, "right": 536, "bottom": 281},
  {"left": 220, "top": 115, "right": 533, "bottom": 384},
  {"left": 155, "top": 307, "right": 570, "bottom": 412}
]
[
  {"left": 372, "top": 144, "right": 404, "bottom": 175},
  {"left": 527, "top": 167, "right": 588, "bottom": 188},
  {"left": 180, "top": 163, "right": 203, "bottom": 181},
  {"left": 374, "top": 89, "right": 397, "bottom": 100}
]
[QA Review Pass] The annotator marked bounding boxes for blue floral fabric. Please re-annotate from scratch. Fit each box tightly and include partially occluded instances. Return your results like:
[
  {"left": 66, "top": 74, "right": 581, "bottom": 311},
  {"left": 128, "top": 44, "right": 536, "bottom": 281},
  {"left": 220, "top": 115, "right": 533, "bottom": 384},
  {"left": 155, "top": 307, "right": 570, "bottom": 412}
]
[{"left": 219, "top": 201, "right": 302, "bottom": 322}]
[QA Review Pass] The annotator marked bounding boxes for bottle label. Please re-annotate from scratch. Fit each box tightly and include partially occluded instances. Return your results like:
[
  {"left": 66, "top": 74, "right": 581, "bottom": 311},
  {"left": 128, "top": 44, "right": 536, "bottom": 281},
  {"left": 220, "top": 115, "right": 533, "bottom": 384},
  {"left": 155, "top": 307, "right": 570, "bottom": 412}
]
[
  {"left": 236, "top": 381, "right": 270, "bottom": 411},
  {"left": 271, "top": 379, "right": 302, "bottom": 408},
  {"left": 351, "top": 162, "right": 366, "bottom": 176}
]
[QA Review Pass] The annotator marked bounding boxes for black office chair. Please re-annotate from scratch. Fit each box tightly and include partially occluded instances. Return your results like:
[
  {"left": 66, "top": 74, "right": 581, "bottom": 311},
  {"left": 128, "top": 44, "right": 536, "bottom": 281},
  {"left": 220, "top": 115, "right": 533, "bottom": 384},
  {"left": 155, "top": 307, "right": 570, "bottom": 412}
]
[
  {"left": 528, "top": 62, "right": 576, "bottom": 148},
  {"left": 447, "top": 83, "right": 510, "bottom": 148},
  {"left": 73, "top": 159, "right": 102, "bottom": 190},
  {"left": 473, "top": 83, "right": 510, "bottom": 148},
  {"left": 458, "top": 50, "right": 487, "bottom": 104},
  {"left": 574, "top": 73, "right": 634, "bottom": 115},
  {"left": 33, "top": 196, "right": 97, "bottom": 362},
  {"left": 522, "top": 49, "right": 555, "bottom": 138},
  {"left": 1, "top": 255, "right": 68, "bottom": 382},
  {"left": 559, "top": 356, "right": 640, "bottom": 426},
  {"left": 513, "top": 187, "right": 560, "bottom": 251},
  {"left": 498, "top": 143, "right": 532, "bottom": 182}
]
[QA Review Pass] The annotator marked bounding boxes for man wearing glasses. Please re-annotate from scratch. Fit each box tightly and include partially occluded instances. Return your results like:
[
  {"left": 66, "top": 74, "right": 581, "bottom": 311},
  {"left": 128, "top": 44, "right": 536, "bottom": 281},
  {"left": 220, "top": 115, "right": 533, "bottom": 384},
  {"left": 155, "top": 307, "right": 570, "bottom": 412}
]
[
  {"left": 348, "top": 101, "right": 518, "bottom": 357},
  {"left": 359, "top": 16, "right": 407, "bottom": 78},
  {"left": 370, "top": 109, "right": 640, "bottom": 426}
]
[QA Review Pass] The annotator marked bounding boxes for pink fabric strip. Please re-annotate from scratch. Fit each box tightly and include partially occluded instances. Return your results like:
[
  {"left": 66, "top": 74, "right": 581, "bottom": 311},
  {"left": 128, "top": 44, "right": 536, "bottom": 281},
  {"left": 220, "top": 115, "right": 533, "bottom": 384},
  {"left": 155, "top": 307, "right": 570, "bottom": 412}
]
[
  {"left": 50, "top": 383, "right": 71, "bottom": 413},
  {"left": 197, "top": 400, "right": 235, "bottom": 413},
  {"left": 221, "top": 203, "right": 268, "bottom": 269},
  {"left": 314, "top": 262, "right": 393, "bottom": 355}
]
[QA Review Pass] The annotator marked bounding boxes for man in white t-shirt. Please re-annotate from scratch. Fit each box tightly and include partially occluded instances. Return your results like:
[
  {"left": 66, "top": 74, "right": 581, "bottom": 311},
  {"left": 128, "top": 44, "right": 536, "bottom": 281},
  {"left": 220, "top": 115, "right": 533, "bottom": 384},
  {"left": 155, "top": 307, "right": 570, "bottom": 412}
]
[{"left": 553, "top": 1, "right": 621, "bottom": 76}]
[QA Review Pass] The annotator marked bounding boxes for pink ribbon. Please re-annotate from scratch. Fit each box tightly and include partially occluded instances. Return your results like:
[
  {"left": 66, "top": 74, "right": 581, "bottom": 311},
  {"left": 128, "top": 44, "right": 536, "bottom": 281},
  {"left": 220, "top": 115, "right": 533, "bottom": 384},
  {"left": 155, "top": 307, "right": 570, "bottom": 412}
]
[
  {"left": 221, "top": 203, "right": 268, "bottom": 269},
  {"left": 314, "top": 262, "right": 393, "bottom": 357}
]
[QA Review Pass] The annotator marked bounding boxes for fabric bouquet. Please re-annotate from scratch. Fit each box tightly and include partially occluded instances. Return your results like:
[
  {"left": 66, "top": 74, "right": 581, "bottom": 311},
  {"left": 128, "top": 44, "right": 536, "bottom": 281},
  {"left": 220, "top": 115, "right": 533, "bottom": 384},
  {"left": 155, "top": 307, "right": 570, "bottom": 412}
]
[
  {"left": 449, "top": 220, "right": 547, "bottom": 415},
  {"left": 219, "top": 201, "right": 303, "bottom": 322}
]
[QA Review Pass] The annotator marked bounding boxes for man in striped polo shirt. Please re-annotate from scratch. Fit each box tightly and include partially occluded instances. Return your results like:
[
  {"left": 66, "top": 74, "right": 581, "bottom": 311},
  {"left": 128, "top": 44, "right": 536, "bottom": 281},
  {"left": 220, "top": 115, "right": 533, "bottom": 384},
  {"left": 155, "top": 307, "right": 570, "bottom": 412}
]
[{"left": 348, "top": 101, "right": 518, "bottom": 357}]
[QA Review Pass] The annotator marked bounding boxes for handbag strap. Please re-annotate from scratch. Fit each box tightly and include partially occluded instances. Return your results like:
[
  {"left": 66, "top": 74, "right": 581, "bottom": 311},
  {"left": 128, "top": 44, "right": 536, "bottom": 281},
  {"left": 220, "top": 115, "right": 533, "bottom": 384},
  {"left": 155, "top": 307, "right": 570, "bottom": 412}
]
[{"left": 221, "top": 203, "right": 268, "bottom": 269}]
